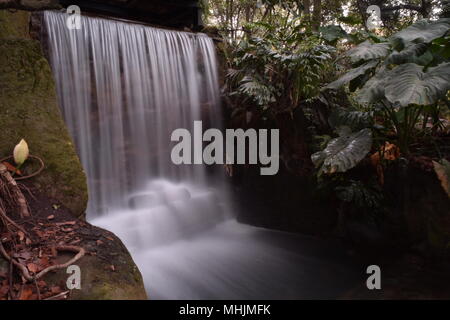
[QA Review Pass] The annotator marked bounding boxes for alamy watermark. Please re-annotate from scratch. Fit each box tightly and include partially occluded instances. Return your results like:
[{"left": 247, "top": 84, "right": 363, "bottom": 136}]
[
  {"left": 366, "top": 265, "right": 381, "bottom": 290},
  {"left": 66, "top": 265, "right": 81, "bottom": 290},
  {"left": 171, "top": 121, "right": 280, "bottom": 175},
  {"left": 366, "top": 5, "right": 382, "bottom": 30},
  {"left": 66, "top": 5, "right": 82, "bottom": 30}
]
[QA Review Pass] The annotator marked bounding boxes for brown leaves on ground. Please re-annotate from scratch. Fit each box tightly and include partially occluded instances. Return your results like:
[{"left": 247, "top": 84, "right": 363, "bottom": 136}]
[{"left": 0, "top": 217, "right": 88, "bottom": 300}]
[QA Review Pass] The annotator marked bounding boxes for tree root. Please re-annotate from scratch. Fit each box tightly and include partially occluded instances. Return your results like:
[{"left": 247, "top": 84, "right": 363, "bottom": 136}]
[
  {"left": 0, "top": 206, "right": 29, "bottom": 236},
  {"left": 0, "top": 241, "right": 85, "bottom": 282},
  {"left": 0, "top": 163, "right": 30, "bottom": 218},
  {"left": 0, "top": 155, "right": 45, "bottom": 181}
]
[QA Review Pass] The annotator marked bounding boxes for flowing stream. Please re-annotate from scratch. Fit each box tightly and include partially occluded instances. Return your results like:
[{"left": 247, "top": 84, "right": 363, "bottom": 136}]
[{"left": 44, "top": 11, "right": 359, "bottom": 299}]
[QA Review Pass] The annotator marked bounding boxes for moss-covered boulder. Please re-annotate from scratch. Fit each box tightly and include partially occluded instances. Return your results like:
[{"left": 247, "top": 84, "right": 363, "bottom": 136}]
[
  {"left": 43, "top": 225, "right": 148, "bottom": 300},
  {"left": 0, "top": 10, "right": 88, "bottom": 218},
  {"left": 0, "top": 9, "right": 31, "bottom": 39}
]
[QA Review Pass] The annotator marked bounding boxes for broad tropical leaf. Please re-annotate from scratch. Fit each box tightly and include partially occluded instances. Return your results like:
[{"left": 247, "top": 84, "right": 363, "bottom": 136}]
[
  {"left": 320, "top": 25, "right": 347, "bottom": 43},
  {"left": 239, "top": 76, "right": 275, "bottom": 106},
  {"left": 356, "top": 68, "right": 390, "bottom": 104},
  {"left": 328, "top": 109, "right": 374, "bottom": 130},
  {"left": 390, "top": 19, "right": 450, "bottom": 45},
  {"left": 384, "top": 62, "right": 450, "bottom": 107},
  {"left": 311, "top": 128, "right": 373, "bottom": 174},
  {"left": 386, "top": 43, "right": 429, "bottom": 65},
  {"left": 346, "top": 40, "right": 391, "bottom": 63},
  {"left": 325, "top": 60, "right": 378, "bottom": 90}
]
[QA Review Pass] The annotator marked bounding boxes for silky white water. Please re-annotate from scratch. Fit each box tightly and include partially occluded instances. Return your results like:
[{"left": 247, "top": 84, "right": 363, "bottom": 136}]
[{"left": 44, "top": 11, "right": 356, "bottom": 299}]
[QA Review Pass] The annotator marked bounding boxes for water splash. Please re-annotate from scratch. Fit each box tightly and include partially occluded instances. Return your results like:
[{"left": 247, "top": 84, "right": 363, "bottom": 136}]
[{"left": 44, "top": 11, "right": 358, "bottom": 299}]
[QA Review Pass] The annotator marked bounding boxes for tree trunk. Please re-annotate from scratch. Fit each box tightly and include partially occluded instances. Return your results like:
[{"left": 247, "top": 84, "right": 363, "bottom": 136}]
[
  {"left": 312, "top": 0, "right": 322, "bottom": 31},
  {"left": 303, "top": 0, "right": 311, "bottom": 21}
]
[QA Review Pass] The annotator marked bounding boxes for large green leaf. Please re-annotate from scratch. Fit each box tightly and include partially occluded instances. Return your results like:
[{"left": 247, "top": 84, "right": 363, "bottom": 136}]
[
  {"left": 328, "top": 109, "right": 374, "bottom": 130},
  {"left": 325, "top": 60, "right": 378, "bottom": 90},
  {"left": 320, "top": 25, "right": 348, "bottom": 43},
  {"left": 390, "top": 19, "right": 450, "bottom": 45},
  {"left": 346, "top": 40, "right": 391, "bottom": 63},
  {"left": 384, "top": 63, "right": 450, "bottom": 107},
  {"left": 356, "top": 68, "right": 390, "bottom": 104},
  {"left": 386, "top": 43, "right": 429, "bottom": 65},
  {"left": 311, "top": 128, "right": 373, "bottom": 174}
]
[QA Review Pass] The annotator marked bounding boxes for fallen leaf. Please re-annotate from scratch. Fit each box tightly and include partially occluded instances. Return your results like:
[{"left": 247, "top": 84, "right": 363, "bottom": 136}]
[
  {"left": 38, "top": 256, "right": 50, "bottom": 269},
  {"left": 19, "top": 288, "right": 33, "bottom": 300},
  {"left": 17, "top": 231, "right": 25, "bottom": 241},
  {"left": 55, "top": 221, "right": 76, "bottom": 226},
  {"left": 2, "top": 161, "right": 22, "bottom": 175},
  {"left": 50, "top": 286, "right": 61, "bottom": 294},
  {"left": 27, "top": 263, "right": 40, "bottom": 274}
]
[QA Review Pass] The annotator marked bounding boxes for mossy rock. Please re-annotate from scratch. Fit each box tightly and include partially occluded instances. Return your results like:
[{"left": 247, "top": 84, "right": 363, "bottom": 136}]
[
  {"left": 0, "top": 10, "right": 30, "bottom": 39},
  {"left": 43, "top": 225, "right": 148, "bottom": 300},
  {"left": 0, "top": 33, "right": 88, "bottom": 217},
  {"left": 0, "top": 226, "right": 148, "bottom": 300}
]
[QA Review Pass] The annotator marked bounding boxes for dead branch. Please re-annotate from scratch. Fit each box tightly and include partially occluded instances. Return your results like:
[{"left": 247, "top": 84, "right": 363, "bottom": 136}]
[
  {"left": 0, "top": 163, "right": 30, "bottom": 218},
  {"left": 44, "top": 290, "right": 70, "bottom": 300}
]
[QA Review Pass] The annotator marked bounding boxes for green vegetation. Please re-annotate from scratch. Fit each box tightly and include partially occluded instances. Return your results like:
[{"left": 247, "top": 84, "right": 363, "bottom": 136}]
[{"left": 206, "top": 0, "right": 450, "bottom": 252}]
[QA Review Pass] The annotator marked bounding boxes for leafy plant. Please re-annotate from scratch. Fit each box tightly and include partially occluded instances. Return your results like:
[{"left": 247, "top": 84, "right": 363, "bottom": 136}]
[
  {"left": 226, "top": 19, "right": 335, "bottom": 114},
  {"left": 311, "top": 128, "right": 372, "bottom": 174},
  {"left": 336, "top": 179, "right": 385, "bottom": 214},
  {"left": 323, "top": 17, "right": 450, "bottom": 154}
]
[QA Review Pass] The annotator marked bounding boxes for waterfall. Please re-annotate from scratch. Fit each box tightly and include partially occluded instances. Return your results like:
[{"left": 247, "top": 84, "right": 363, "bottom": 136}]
[{"left": 44, "top": 11, "right": 358, "bottom": 299}]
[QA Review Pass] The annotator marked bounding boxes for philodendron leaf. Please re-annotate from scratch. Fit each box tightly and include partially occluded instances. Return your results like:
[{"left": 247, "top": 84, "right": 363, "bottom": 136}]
[
  {"left": 311, "top": 128, "right": 373, "bottom": 174},
  {"left": 385, "top": 62, "right": 450, "bottom": 107},
  {"left": 325, "top": 60, "right": 378, "bottom": 90},
  {"left": 346, "top": 40, "right": 391, "bottom": 63},
  {"left": 356, "top": 68, "right": 390, "bottom": 104},
  {"left": 386, "top": 43, "right": 429, "bottom": 65},
  {"left": 390, "top": 18, "right": 450, "bottom": 44},
  {"left": 320, "top": 25, "right": 348, "bottom": 43},
  {"left": 328, "top": 109, "right": 374, "bottom": 130}
]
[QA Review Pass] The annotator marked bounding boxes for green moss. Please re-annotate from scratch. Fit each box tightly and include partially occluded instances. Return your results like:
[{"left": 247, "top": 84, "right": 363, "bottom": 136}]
[
  {"left": 0, "top": 10, "right": 30, "bottom": 40},
  {"left": 0, "top": 38, "right": 88, "bottom": 217}
]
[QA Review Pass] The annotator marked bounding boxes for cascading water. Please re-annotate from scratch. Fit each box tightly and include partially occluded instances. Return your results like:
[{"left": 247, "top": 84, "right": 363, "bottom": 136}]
[{"left": 44, "top": 11, "right": 358, "bottom": 299}]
